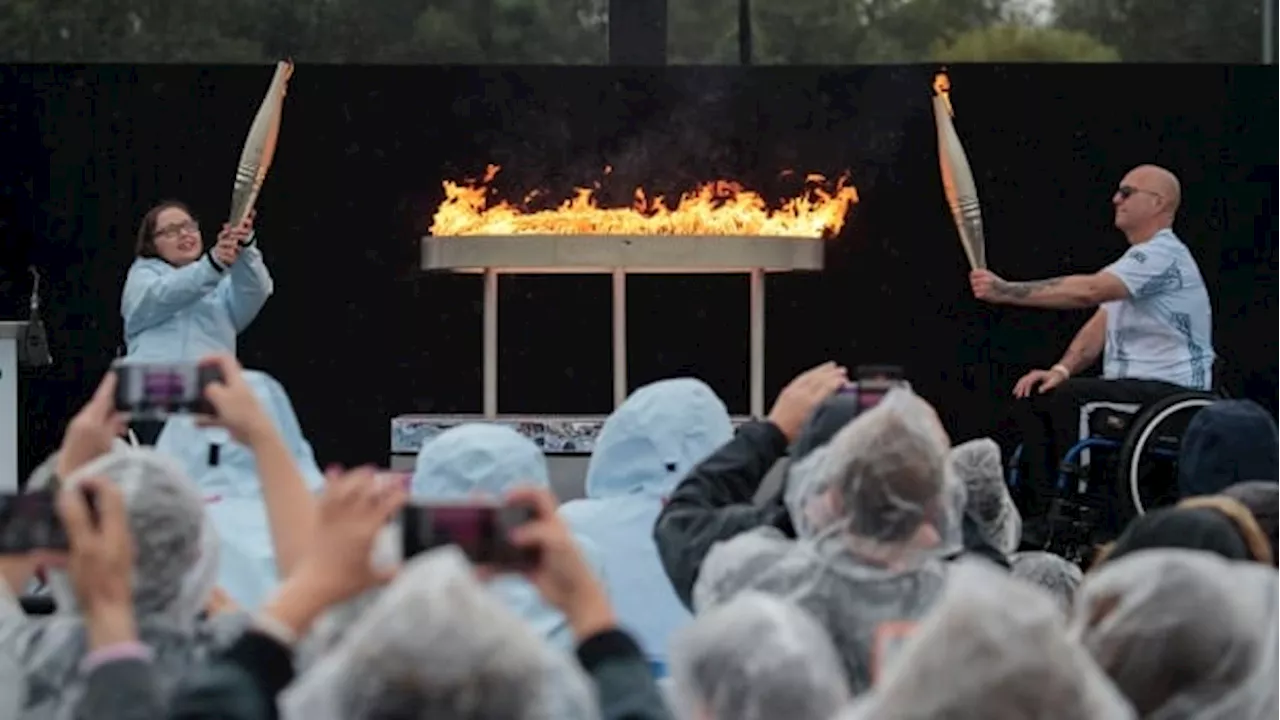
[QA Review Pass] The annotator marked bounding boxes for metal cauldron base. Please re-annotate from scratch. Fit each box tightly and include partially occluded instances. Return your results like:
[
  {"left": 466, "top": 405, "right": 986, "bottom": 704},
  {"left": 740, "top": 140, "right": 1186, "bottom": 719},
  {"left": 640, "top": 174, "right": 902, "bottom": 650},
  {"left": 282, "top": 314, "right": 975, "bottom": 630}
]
[{"left": 418, "top": 234, "right": 826, "bottom": 419}]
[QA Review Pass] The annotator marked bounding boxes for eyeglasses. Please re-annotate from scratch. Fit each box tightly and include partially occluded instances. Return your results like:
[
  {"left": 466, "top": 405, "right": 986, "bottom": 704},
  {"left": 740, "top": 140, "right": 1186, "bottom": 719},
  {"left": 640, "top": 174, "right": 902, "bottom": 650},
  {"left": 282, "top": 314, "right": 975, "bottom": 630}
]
[
  {"left": 1116, "top": 185, "right": 1162, "bottom": 200},
  {"left": 155, "top": 220, "right": 199, "bottom": 238}
]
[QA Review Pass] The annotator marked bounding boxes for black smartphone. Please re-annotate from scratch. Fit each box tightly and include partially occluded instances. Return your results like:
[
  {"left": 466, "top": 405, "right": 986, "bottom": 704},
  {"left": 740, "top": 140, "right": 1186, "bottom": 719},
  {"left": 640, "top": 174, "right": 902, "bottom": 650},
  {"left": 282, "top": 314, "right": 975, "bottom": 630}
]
[
  {"left": 112, "top": 361, "right": 224, "bottom": 419},
  {"left": 400, "top": 501, "right": 538, "bottom": 570},
  {"left": 839, "top": 365, "right": 907, "bottom": 411},
  {"left": 0, "top": 488, "right": 97, "bottom": 553}
]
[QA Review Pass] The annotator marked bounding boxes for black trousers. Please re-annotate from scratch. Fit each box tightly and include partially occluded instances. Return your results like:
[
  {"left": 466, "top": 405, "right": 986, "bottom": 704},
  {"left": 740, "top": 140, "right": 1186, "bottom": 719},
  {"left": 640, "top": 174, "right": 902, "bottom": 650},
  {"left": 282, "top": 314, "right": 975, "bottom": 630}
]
[{"left": 1013, "top": 377, "right": 1187, "bottom": 518}]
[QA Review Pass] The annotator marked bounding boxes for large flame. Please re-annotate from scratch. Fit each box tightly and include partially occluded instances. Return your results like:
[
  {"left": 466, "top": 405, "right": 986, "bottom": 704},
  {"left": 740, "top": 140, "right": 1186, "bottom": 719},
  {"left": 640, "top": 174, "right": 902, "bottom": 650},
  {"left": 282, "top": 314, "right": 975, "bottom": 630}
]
[{"left": 429, "top": 165, "right": 858, "bottom": 238}]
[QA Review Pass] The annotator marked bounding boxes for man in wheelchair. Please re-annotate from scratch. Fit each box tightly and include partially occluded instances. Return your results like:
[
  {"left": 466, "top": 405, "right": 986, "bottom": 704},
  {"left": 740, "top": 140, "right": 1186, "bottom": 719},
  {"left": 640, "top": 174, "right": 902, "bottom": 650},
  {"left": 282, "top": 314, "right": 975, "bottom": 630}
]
[{"left": 969, "top": 164, "right": 1216, "bottom": 530}]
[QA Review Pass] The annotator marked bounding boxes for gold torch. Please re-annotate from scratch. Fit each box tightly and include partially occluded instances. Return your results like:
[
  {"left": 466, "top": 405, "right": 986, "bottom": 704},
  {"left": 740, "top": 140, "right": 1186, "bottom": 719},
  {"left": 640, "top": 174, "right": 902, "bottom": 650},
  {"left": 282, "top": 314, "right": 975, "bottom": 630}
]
[
  {"left": 931, "top": 72, "right": 986, "bottom": 271},
  {"left": 229, "top": 60, "right": 294, "bottom": 227}
]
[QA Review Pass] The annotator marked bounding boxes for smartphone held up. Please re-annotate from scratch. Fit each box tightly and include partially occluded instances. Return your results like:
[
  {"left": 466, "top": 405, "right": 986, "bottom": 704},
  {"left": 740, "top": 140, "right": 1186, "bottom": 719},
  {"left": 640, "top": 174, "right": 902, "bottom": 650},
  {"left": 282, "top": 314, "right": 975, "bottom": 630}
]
[
  {"left": 0, "top": 488, "right": 98, "bottom": 554},
  {"left": 112, "top": 360, "right": 224, "bottom": 419},
  {"left": 838, "top": 365, "right": 908, "bottom": 411},
  {"left": 399, "top": 499, "right": 539, "bottom": 571}
]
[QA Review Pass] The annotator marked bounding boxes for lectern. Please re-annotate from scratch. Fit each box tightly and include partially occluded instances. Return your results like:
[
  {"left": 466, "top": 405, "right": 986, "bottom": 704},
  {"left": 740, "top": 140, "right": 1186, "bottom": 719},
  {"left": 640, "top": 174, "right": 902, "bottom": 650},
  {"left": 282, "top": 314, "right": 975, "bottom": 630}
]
[{"left": 0, "top": 321, "right": 28, "bottom": 493}]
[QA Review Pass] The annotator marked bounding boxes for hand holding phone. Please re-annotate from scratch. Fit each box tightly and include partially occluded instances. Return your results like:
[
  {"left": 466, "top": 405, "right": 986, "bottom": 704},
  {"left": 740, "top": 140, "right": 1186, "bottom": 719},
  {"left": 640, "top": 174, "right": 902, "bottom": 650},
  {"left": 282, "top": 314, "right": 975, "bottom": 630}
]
[
  {"left": 186, "top": 354, "right": 276, "bottom": 447},
  {"left": 502, "top": 486, "right": 616, "bottom": 639},
  {"left": 58, "top": 371, "right": 129, "bottom": 479},
  {"left": 768, "top": 362, "right": 851, "bottom": 441},
  {"left": 56, "top": 477, "right": 137, "bottom": 625}
]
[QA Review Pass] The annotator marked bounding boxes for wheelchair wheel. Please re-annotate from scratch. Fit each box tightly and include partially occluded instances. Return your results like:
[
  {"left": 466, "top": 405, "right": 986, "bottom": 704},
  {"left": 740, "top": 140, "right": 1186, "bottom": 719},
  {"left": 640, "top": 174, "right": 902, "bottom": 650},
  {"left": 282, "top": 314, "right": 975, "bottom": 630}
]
[{"left": 1115, "top": 391, "right": 1217, "bottom": 520}]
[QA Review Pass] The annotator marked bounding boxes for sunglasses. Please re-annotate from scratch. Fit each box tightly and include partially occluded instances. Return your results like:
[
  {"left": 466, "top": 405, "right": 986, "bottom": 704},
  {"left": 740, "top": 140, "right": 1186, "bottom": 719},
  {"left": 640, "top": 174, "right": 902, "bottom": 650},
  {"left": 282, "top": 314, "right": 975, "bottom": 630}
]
[{"left": 1117, "top": 185, "right": 1161, "bottom": 200}]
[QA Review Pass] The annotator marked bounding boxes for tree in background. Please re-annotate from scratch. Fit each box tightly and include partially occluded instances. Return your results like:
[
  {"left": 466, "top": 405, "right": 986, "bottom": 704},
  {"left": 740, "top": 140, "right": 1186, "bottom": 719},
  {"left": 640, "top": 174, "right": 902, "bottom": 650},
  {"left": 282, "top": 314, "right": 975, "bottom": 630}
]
[
  {"left": 1052, "top": 0, "right": 1266, "bottom": 63},
  {"left": 404, "top": 0, "right": 606, "bottom": 63},
  {"left": 0, "top": 0, "right": 1020, "bottom": 65},
  {"left": 933, "top": 24, "right": 1119, "bottom": 61},
  {"left": 0, "top": 0, "right": 263, "bottom": 62},
  {"left": 0, "top": 0, "right": 606, "bottom": 64},
  {"left": 855, "top": 0, "right": 1011, "bottom": 62},
  {"left": 668, "top": 0, "right": 1011, "bottom": 64},
  {"left": 668, "top": 0, "right": 740, "bottom": 63},
  {"left": 0, "top": 0, "right": 1265, "bottom": 64}
]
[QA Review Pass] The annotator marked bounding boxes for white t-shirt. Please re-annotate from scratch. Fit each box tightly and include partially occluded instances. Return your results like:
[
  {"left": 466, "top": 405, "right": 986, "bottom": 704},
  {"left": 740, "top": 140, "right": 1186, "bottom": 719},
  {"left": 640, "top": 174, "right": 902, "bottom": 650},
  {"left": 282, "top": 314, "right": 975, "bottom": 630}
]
[{"left": 1100, "top": 229, "right": 1215, "bottom": 390}]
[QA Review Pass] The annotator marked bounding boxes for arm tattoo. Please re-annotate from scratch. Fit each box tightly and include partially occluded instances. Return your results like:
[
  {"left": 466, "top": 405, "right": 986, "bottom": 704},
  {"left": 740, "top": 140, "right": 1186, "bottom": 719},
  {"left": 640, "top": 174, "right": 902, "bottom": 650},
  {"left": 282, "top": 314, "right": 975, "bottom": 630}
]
[{"left": 993, "top": 277, "right": 1063, "bottom": 299}]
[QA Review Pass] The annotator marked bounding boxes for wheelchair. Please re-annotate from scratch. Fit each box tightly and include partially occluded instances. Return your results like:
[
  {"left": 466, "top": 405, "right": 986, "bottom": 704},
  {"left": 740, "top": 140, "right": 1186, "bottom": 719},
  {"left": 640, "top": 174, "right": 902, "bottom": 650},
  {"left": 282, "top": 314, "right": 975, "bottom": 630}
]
[{"left": 1008, "top": 388, "right": 1220, "bottom": 563}]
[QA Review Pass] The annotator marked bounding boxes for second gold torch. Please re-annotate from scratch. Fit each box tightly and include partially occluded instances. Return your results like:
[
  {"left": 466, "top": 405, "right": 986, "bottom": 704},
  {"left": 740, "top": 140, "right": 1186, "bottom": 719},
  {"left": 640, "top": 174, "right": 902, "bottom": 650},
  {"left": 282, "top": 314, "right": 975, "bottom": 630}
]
[
  {"left": 229, "top": 60, "right": 294, "bottom": 228},
  {"left": 932, "top": 73, "right": 986, "bottom": 271}
]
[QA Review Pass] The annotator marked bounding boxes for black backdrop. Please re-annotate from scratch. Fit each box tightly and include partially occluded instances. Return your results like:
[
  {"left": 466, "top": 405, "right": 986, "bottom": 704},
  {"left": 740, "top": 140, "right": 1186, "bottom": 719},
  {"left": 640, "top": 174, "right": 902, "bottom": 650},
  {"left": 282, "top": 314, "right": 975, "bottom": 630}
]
[{"left": 0, "top": 64, "right": 1275, "bottom": 477}]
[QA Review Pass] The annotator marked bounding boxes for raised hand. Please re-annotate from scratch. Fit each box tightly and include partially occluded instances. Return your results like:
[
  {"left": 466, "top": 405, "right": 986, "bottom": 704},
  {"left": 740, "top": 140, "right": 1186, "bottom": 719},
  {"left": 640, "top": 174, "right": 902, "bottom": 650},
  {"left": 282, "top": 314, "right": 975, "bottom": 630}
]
[
  {"left": 767, "top": 361, "right": 849, "bottom": 441},
  {"left": 212, "top": 225, "right": 240, "bottom": 267},
  {"left": 196, "top": 354, "right": 275, "bottom": 445},
  {"left": 505, "top": 485, "right": 616, "bottom": 641},
  {"left": 57, "top": 371, "right": 128, "bottom": 478}
]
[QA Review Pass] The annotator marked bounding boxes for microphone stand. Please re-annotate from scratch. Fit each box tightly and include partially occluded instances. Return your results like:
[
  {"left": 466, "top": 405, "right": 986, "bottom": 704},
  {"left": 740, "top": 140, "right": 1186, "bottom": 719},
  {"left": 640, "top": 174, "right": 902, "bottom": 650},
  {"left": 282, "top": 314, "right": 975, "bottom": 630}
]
[{"left": 20, "top": 266, "right": 51, "bottom": 368}]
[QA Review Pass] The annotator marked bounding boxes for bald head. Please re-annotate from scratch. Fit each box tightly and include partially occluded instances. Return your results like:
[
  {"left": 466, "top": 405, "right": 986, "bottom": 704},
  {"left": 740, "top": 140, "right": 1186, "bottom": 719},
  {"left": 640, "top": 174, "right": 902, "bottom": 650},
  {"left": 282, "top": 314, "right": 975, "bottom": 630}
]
[
  {"left": 1114, "top": 164, "right": 1182, "bottom": 241},
  {"left": 1130, "top": 164, "right": 1182, "bottom": 215}
]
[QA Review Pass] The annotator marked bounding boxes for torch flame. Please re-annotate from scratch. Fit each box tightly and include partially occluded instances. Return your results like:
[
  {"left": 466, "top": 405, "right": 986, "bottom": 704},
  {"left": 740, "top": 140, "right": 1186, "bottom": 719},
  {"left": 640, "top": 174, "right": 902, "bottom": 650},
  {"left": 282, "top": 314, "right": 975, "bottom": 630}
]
[
  {"left": 430, "top": 165, "right": 858, "bottom": 238},
  {"left": 933, "top": 71, "right": 954, "bottom": 117}
]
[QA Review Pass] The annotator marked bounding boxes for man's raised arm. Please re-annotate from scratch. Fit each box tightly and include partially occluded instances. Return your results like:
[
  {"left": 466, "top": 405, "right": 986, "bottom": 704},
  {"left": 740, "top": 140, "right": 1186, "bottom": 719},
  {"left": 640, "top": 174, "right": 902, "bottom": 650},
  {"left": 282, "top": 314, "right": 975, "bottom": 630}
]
[{"left": 971, "top": 270, "right": 1129, "bottom": 310}]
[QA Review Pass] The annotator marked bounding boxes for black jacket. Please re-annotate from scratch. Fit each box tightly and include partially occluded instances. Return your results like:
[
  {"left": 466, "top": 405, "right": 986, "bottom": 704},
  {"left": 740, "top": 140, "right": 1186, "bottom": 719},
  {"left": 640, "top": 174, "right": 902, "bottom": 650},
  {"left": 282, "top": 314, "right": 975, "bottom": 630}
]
[{"left": 654, "top": 420, "right": 794, "bottom": 609}]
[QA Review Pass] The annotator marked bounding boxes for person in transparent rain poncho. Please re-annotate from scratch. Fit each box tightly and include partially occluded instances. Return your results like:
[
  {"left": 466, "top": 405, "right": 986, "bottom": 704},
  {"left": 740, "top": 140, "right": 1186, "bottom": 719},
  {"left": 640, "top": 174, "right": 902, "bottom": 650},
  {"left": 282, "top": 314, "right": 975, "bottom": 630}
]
[
  {"left": 784, "top": 436, "right": 1017, "bottom": 561},
  {"left": 692, "top": 434, "right": 1010, "bottom": 621},
  {"left": 1010, "top": 551, "right": 1083, "bottom": 613},
  {"left": 154, "top": 370, "right": 326, "bottom": 611},
  {"left": 691, "top": 387, "right": 956, "bottom": 692},
  {"left": 837, "top": 560, "right": 1136, "bottom": 720},
  {"left": 669, "top": 592, "right": 851, "bottom": 720},
  {"left": 280, "top": 546, "right": 600, "bottom": 720},
  {"left": 780, "top": 442, "right": 960, "bottom": 549},
  {"left": 1071, "top": 549, "right": 1279, "bottom": 719},
  {"left": 948, "top": 438, "right": 1022, "bottom": 555},
  {"left": 0, "top": 448, "right": 247, "bottom": 720},
  {"left": 404, "top": 423, "right": 609, "bottom": 651},
  {"left": 559, "top": 378, "right": 735, "bottom": 675}
]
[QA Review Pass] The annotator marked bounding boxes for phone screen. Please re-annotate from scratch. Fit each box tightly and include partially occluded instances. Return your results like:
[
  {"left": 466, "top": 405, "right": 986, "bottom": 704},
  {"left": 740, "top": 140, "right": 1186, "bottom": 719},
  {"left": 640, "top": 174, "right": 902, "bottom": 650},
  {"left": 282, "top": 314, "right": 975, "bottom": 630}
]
[
  {"left": 400, "top": 502, "right": 537, "bottom": 569},
  {"left": 113, "top": 362, "right": 220, "bottom": 418},
  {"left": 0, "top": 490, "right": 69, "bottom": 553}
]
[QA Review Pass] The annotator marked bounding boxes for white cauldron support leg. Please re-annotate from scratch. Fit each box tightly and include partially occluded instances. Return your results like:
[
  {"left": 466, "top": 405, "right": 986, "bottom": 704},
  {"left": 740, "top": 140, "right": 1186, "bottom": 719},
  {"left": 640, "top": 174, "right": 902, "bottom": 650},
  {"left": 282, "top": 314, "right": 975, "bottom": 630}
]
[
  {"left": 749, "top": 268, "right": 765, "bottom": 419},
  {"left": 483, "top": 268, "right": 498, "bottom": 418},
  {"left": 612, "top": 268, "right": 627, "bottom": 407}
]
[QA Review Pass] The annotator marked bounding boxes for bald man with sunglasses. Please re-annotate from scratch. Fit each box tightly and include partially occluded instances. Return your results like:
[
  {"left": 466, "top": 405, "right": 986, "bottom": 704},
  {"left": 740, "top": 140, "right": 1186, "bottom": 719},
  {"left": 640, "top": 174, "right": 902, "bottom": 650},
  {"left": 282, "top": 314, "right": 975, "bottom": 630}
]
[{"left": 969, "top": 164, "right": 1216, "bottom": 527}]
